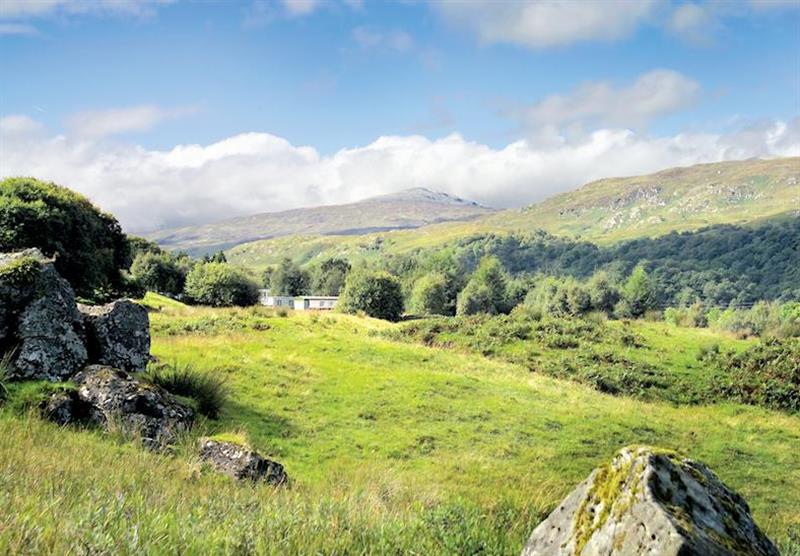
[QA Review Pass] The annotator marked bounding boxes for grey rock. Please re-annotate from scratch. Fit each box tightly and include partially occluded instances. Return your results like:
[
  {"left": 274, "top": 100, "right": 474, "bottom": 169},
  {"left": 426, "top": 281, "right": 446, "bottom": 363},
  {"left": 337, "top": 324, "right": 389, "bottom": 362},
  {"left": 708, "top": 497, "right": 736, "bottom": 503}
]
[
  {"left": 9, "top": 256, "right": 87, "bottom": 381},
  {"left": 79, "top": 299, "right": 151, "bottom": 373},
  {"left": 0, "top": 249, "right": 49, "bottom": 347},
  {"left": 521, "top": 446, "right": 778, "bottom": 556},
  {"left": 72, "top": 365, "right": 194, "bottom": 448},
  {"left": 199, "top": 438, "right": 287, "bottom": 484},
  {"left": 40, "top": 388, "right": 98, "bottom": 426}
]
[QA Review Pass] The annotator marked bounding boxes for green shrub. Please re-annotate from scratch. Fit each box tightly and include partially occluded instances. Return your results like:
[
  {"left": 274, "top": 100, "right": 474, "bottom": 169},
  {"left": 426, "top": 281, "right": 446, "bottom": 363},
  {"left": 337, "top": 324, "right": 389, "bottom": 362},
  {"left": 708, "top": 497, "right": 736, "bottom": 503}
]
[
  {"left": 409, "top": 272, "right": 451, "bottom": 316},
  {"left": 339, "top": 270, "right": 404, "bottom": 321},
  {"left": 144, "top": 362, "right": 229, "bottom": 419},
  {"left": 0, "top": 177, "right": 131, "bottom": 300},
  {"left": 270, "top": 257, "right": 310, "bottom": 296},
  {"left": 713, "top": 338, "right": 800, "bottom": 412},
  {"left": 184, "top": 262, "right": 259, "bottom": 307},
  {"left": 130, "top": 251, "right": 190, "bottom": 297}
]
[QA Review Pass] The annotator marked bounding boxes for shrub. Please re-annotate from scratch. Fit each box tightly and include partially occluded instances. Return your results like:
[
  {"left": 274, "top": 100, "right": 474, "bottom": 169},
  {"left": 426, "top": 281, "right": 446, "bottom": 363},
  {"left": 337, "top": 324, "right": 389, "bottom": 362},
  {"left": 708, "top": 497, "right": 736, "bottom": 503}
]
[
  {"left": 130, "top": 251, "right": 188, "bottom": 297},
  {"left": 410, "top": 272, "right": 451, "bottom": 316},
  {"left": 270, "top": 258, "right": 311, "bottom": 296},
  {"left": 339, "top": 270, "right": 404, "bottom": 321},
  {"left": 184, "top": 262, "right": 259, "bottom": 307},
  {"left": 456, "top": 281, "right": 495, "bottom": 316},
  {"left": 713, "top": 338, "right": 800, "bottom": 412},
  {"left": 312, "top": 258, "right": 351, "bottom": 296},
  {"left": 144, "top": 362, "right": 229, "bottom": 419},
  {"left": 456, "top": 257, "right": 508, "bottom": 316},
  {"left": 619, "top": 264, "right": 657, "bottom": 318},
  {"left": 0, "top": 177, "right": 131, "bottom": 299}
]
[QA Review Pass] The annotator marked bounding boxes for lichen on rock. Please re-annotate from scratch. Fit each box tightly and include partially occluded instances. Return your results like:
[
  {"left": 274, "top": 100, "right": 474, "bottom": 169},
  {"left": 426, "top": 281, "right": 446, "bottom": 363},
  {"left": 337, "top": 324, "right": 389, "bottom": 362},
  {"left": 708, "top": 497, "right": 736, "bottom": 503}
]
[
  {"left": 199, "top": 438, "right": 287, "bottom": 484},
  {"left": 521, "top": 446, "right": 779, "bottom": 556}
]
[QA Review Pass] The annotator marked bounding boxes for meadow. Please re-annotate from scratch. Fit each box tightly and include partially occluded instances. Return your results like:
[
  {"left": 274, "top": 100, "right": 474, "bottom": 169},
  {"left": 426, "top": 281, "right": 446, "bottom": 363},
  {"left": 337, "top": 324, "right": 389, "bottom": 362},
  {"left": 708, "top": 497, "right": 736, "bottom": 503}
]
[{"left": 0, "top": 295, "right": 798, "bottom": 554}]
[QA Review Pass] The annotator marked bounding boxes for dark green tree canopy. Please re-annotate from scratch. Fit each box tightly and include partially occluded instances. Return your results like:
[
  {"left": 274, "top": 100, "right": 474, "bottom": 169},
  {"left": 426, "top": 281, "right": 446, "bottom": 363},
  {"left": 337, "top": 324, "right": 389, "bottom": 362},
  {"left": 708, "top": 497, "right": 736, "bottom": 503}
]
[
  {"left": 312, "top": 258, "right": 351, "bottom": 296},
  {"left": 184, "top": 262, "right": 259, "bottom": 307},
  {"left": 339, "top": 270, "right": 404, "bottom": 321},
  {"left": 0, "top": 177, "right": 130, "bottom": 299},
  {"left": 270, "top": 257, "right": 311, "bottom": 296}
]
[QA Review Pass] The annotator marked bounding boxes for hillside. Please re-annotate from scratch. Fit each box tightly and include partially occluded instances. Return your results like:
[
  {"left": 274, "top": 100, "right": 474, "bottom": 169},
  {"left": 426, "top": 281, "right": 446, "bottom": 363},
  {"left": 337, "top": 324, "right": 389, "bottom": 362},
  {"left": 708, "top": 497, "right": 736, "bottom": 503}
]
[
  {"left": 226, "top": 157, "right": 800, "bottom": 267},
  {"left": 1, "top": 299, "right": 798, "bottom": 553},
  {"left": 146, "top": 188, "right": 495, "bottom": 256}
]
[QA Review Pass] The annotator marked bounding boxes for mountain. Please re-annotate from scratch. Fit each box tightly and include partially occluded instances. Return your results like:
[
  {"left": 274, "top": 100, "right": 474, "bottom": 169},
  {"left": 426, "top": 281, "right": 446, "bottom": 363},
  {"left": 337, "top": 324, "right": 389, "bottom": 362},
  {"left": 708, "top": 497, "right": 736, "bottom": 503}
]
[
  {"left": 486, "top": 156, "right": 800, "bottom": 242},
  {"left": 146, "top": 188, "right": 495, "bottom": 255},
  {"left": 225, "top": 157, "right": 800, "bottom": 269}
]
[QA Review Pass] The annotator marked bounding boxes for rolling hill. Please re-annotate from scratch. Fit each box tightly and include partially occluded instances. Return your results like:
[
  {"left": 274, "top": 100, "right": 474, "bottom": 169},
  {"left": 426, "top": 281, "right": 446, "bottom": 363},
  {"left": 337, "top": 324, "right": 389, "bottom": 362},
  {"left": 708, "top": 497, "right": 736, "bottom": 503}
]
[
  {"left": 226, "top": 157, "right": 800, "bottom": 268},
  {"left": 146, "top": 188, "right": 495, "bottom": 255}
]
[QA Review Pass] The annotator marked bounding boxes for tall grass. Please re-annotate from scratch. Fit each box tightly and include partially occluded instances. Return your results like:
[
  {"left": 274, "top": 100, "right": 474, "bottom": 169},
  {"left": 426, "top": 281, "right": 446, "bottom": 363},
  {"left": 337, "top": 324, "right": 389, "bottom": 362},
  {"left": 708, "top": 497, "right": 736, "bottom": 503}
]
[{"left": 143, "top": 362, "right": 229, "bottom": 419}]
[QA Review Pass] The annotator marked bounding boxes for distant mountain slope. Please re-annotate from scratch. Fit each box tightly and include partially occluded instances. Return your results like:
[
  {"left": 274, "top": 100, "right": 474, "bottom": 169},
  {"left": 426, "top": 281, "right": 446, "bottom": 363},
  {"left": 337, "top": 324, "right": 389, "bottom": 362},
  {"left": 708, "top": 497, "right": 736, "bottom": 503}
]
[
  {"left": 488, "top": 157, "right": 800, "bottom": 241},
  {"left": 226, "top": 157, "right": 800, "bottom": 269},
  {"left": 147, "top": 188, "right": 495, "bottom": 255}
]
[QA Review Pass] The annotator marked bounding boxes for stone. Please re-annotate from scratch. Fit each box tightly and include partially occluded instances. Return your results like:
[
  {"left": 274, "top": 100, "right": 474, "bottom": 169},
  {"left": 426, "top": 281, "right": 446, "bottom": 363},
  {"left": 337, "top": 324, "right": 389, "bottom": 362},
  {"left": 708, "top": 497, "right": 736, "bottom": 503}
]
[
  {"left": 79, "top": 299, "right": 151, "bottom": 373},
  {"left": 40, "top": 388, "right": 98, "bottom": 426},
  {"left": 72, "top": 365, "right": 194, "bottom": 448},
  {"left": 199, "top": 438, "right": 287, "bottom": 484},
  {"left": 0, "top": 249, "right": 49, "bottom": 348},
  {"left": 521, "top": 446, "right": 778, "bottom": 556},
  {"left": 7, "top": 253, "right": 88, "bottom": 381}
]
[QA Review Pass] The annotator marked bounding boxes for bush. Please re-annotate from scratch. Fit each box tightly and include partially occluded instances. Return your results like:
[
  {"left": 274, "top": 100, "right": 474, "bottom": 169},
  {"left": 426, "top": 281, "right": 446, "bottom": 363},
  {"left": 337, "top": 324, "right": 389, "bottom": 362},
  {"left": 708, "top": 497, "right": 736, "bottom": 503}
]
[
  {"left": 144, "top": 362, "right": 229, "bottom": 419},
  {"left": 619, "top": 264, "right": 657, "bottom": 318},
  {"left": 184, "top": 262, "right": 259, "bottom": 307},
  {"left": 0, "top": 177, "right": 131, "bottom": 300},
  {"left": 339, "top": 270, "right": 404, "bottom": 321},
  {"left": 270, "top": 258, "right": 310, "bottom": 296},
  {"left": 456, "top": 257, "right": 509, "bottom": 316},
  {"left": 713, "top": 338, "right": 800, "bottom": 412},
  {"left": 456, "top": 282, "right": 495, "bottom": 316},
  {"left": 312, "top": 258, "right": 350, "bottom": 296},
  {"left": 130, "top": 251, "right": 189, "bottom": 297},
  {"left": 410, "top": 272, "right": 451, "bottom": 316}
]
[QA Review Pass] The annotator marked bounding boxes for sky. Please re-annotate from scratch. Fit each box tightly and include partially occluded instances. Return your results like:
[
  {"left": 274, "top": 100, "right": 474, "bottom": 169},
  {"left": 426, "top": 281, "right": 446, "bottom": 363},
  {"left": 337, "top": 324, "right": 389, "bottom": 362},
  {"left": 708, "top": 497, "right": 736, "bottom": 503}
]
[{"left": 0, "top": 0, "right": 799, "bottom": 233}]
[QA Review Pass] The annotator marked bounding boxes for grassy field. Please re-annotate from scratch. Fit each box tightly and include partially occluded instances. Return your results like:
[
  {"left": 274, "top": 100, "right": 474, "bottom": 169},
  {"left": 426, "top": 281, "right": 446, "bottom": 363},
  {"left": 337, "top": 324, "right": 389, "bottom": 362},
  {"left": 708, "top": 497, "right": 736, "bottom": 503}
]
[{"left": 1, "top": 295, "right": 798, "bottom": 554}]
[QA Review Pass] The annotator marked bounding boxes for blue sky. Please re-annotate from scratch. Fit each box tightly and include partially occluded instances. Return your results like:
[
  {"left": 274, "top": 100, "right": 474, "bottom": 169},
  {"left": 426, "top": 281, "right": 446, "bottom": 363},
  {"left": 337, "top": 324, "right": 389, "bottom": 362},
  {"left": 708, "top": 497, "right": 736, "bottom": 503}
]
[{"left": 0, "top": 0, "right": 798, "bottom": 232}]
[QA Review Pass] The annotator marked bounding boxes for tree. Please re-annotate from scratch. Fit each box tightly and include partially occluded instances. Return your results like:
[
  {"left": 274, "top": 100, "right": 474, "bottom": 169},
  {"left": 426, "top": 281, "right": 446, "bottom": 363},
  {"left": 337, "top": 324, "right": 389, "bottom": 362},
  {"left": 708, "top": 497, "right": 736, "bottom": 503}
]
[
  {"left": 270, "top": 258, "right": 310, "bottom": 296},
  {"left": 586, "top": 271, "right": 619, "bottom": 314},
  {"left": 184, "top": 262, "right": 259, "bottom": 307},
  {"left": 410, "top": 272, "right": 450, "bottom": 316},
  {"left": 0, "top": 177, "right": 131, "bottom": 299},
  {"left": 312, "top": 258, "right": 350, "bottom": 296},
  {"left": 339, "top": 270, "right": 404, "bottom": 321},
  {"left": 456, "top": 281, "right": 495, "bottom": 316},
  {"left": 618, "top": 264, "right": 658, "bottom": 318},
  {"left": 203, "top": 251, "right": 227, "bottom": 263},
  {"left": 130, "top": 251, "right": 187, "bottom": 297}
]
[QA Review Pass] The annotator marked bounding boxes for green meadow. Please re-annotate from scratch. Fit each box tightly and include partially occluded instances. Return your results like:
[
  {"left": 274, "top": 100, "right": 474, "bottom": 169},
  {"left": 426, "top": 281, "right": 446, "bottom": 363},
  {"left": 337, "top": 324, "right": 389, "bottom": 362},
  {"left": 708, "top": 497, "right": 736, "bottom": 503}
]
[{"left": 1, "top": 295, "right": 798, "bottom": 554}]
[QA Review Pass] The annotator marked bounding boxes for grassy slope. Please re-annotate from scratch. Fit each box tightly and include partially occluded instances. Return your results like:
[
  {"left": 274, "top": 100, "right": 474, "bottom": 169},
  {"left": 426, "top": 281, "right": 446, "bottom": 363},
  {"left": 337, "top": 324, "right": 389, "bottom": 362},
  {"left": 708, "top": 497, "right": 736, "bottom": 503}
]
[
  {"left": 1, "top": 297, "right": 798, "bottom": 553},
  {"left": 226, "top": 157, "right": 800, "bottom": 268}
]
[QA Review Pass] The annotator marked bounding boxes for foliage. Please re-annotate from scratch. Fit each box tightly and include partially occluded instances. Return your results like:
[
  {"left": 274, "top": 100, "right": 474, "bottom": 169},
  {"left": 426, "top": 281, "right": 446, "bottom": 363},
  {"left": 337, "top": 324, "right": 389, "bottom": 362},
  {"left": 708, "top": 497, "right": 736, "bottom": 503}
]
[
  {"left": 144, "top": 361, "right": 229, "bottom": 419},
  {"left": 202, "top": 251, "right": 227, "bottom": 264},
  {"left": 617, "top": 264, "right": 657, "bottom": 318},
  {"left": 184, "top": 262, "right": 259, "bottom": 307},
  {"left": 270, "top": 258, "right": 311, "bottom": 296},
  {"left": 311, "top": 258, "right": 350, "bottom": 296},
  {"left": 130, "top": 251, "right": 190, "bottom": 297},
  {"left": 712, "top": 338, "right": 800, "bottom": 412},
  {"left": 456, "top": 256, "right": 509, "bottom": 316},
  {"left": 0, "top": 177, "right": 131, "bottom": 300},
  {"left": 409, "top": 272, "right": 451, "bottom": 316},
  {"left": 339, "top": 270, "right": 404, "bottom": 321}
]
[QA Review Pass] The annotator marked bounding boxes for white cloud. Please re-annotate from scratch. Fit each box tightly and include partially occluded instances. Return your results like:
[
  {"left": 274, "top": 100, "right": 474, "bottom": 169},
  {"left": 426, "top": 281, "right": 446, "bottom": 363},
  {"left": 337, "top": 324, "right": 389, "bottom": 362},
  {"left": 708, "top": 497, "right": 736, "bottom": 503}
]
[
  {"left": 431, "top": 0, "right": 657, "bottom": 48},
  {"left": 2, "top": 113, "right": 797, "bottom": 233},
  {"left": 0, "top": 22, "right": 39, "bottom": 35},
  {"left": 65, "top": 104, "right": 199, "bottom": 138},
  {"left": 0, "top": 0, "right": 174, "bottom": 19},
  {"left": 353, "top": 26, "right": 414, "bottom": 52},
  {"left": 668, "top": 3, "right": 714, "bottom": 44},
  {"left": 520, "top": 70, "right": 700, "bottom": 133},
  {"left": 281, "top": 0, "right": 318, "bottom": 16}
]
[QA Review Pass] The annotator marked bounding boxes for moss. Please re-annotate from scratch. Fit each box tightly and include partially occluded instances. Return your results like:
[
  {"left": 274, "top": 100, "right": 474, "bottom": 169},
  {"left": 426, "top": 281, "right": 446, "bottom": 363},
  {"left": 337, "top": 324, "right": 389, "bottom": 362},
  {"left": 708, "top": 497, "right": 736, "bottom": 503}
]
[
  {"left": 208, "top": 431, "right": 250, "bottom": 447},
  {"left": 0, "top": 256, "right": 41, "bottom": 287}
]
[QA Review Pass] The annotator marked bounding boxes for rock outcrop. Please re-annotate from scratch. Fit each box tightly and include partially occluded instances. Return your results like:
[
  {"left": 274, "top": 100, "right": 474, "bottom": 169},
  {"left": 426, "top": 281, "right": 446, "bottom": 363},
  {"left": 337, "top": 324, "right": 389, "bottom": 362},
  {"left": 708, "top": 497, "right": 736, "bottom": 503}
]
[
  {"left": 1, "top": 249, "right": 150, "bottom": 382},
  {"left": 521, "top": 446, "right": 778, "bottom": 556},
  {"left": 199, "top": 438, "right": 287, "bottom": 484},
  {"left": 1, "top": 249, "right": 87, "bottom": 380},
  {"left": 72, "top": 365, "right": 195, "bottom": 448},
  {"left": 79, "top": 300, "right": 150, "bottom": 372}
]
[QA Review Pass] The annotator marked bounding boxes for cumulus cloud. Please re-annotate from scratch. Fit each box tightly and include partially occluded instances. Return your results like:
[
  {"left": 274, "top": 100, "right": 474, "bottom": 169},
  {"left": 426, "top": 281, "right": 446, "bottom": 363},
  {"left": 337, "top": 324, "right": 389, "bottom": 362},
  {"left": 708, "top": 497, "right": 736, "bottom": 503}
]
[
  {"left": 2, "top": 113, "right": 797, "bottom": 233},
  {"left": 281, "top": 0, "right": 318, "bottom": 16},
  {"left": 668, "top": 3, "right": 715, "bottom": 44},
  {"left": 65, "top": 104, "right": 199, "bottom": 138},
  {"left": 431, "top": 0, "right": 657, "bottom": 48},
  {"left": 353, "top": 26, "right": 414, "bottom": 52},
  {"left": 519, "top": 69, "right": 701, "bottom": 133}
]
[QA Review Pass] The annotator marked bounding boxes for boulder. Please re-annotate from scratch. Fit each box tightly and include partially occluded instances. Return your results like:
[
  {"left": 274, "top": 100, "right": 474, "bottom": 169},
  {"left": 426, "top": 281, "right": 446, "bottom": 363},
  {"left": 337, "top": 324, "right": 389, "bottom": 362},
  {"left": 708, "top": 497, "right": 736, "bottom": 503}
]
[
  {"left": 2, "top": 251, "right": 88, "bottom": 381},
  {"left": 72, "top": 365, "right": 194, "bottom": 448},
  {"left": 40, "top": 388, "right": 98, "bottom": 426},
  {"left": 199, "top": 438, "right": 287, "bottom": 484},
  {"left": 521, "top": 446, "right": 778, "bottom": 556},
  {"left": 79, "top": 299, "right": 150, "bottom": 373}
]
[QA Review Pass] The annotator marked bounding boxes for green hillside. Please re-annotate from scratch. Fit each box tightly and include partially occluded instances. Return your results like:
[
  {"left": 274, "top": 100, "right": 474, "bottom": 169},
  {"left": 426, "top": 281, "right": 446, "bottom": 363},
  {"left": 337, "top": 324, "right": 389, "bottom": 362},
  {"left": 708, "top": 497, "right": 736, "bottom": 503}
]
[
  {"left": 1, "top": 298, "right": 798, "bottom": 553},
  {"left": 226, "top": 157, "right": 800, "bottom": 268}
]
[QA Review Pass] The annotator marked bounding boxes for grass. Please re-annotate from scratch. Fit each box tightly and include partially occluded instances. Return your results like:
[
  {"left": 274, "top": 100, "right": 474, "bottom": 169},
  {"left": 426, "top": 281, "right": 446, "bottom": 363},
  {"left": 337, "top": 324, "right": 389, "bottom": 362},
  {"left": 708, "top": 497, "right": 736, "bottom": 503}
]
[
  {"left": 143, "top": 361, "right": 229, "bottom": 419},
  {"left": 0, "top": 301, "right": 798, "bottom": 554}
]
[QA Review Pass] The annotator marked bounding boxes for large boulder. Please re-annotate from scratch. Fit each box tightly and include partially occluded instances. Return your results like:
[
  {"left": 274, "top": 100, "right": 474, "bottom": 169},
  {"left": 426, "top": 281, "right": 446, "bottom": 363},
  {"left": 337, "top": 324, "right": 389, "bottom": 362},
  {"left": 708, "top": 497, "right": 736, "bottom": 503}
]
[
  {"left": 1, "top": 249, "right": 88, "bottom": 381},
  {"left": 521, "top": 446, "right": 778, "bottom": 556},
  {"left": 199, "top": 438, "right": 287, "bottom": 484},
  {"left": 72, "top": 365, "right": 194, "bottom": 448},
  {"left": 79, "top": 299, "right": 150, "bottom": 373}
]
